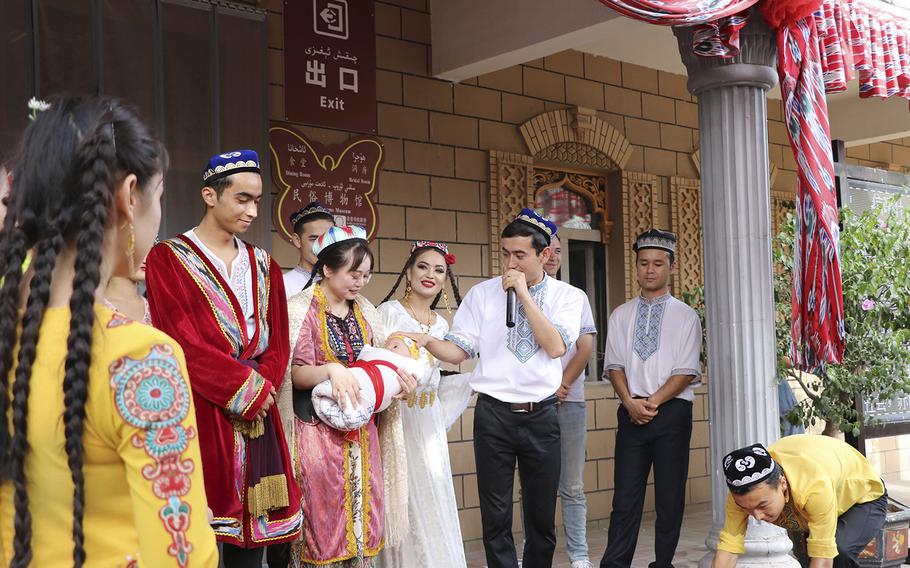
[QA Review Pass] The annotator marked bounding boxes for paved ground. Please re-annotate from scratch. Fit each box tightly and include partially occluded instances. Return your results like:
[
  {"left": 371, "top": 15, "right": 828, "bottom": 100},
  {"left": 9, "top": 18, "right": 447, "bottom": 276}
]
[
  {"left": 464, "top": 497, "right": 910, "bottom": 568},
  {"left": 464, "top": 503, "right": 713, "bottom": 567}
]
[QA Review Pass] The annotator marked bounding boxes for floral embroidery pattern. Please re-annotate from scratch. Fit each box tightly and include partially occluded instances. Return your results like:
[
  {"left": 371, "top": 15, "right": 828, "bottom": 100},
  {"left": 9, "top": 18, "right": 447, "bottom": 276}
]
[
  {"left": 775, "top": 501, "right": 806, "bottom": 532},
  {"left": 110, "top": 343, "right": 196, "bottom": 567},
  {"left": 507, "top": 278, "right": 548, "bottom": 363},
  {"left": 633, "top": 295, "right": 668, "bottom": 361},
  {"left": 231, "top": 248, "right": 252, "bottom": 316},
  {"left": 326, "top": 310, "right": 366, "bottom": 365},
  {"left": 251, "top": 248, "right": 272, "bottom": 356},
  {"left": 107, "top": 310, "right": 134, "bottom": 329},
  {"left": 444, "top": 333, "right": 476, "bottom": 359}
]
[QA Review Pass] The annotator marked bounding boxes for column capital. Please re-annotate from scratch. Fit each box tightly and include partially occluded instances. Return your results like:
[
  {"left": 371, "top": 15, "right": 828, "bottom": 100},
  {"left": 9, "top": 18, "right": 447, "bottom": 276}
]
[{"left": 673, "top": 8, "right": 778, "bottom": 95}]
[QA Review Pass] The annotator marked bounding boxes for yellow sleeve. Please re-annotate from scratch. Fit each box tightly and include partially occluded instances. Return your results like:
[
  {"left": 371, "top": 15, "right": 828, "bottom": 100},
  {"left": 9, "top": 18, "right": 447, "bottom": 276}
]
[
  {"left": 717, "top": 493, "right": 748, "bottom": 555},
  {"left": 108, "top": 340, "right": 219, "bottom": 567},
  {"left": 802, "top": 481, "right": 839, "bottom": 559}
]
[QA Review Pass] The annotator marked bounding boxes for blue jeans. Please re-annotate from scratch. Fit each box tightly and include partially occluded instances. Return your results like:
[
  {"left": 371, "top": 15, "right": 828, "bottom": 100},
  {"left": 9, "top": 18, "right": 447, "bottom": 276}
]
[{"left": 558, "top": 401, "right": 589, "bottom": 562}]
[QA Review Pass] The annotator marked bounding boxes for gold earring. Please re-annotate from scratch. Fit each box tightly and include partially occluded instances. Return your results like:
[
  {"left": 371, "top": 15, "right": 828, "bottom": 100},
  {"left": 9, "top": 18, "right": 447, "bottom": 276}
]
[
  {"left": 442, "top": 289, "right": 451, "bottom": 314},
  {"left": 403, "top": 281, "right": 413, "bottom": 303},
  {"left": 126, "top": 223, "right": 136, "bottom": 275}
]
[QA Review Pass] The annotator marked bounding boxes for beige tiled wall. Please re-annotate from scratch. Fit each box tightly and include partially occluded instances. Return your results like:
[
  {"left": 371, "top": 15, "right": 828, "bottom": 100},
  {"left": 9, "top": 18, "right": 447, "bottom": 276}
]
[{"left": 845, "top": 138, "right": 910, "bottom": 172}]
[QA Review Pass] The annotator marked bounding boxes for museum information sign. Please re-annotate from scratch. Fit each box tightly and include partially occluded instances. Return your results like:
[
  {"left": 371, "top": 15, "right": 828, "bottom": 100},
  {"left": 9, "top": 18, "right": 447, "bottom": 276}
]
[{"left": 270, "top": 123, "right": 383, "bottom": 244}]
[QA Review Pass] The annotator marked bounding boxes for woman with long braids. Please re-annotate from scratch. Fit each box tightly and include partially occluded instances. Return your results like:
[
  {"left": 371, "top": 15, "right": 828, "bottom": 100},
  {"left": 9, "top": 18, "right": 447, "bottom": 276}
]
[
  {"left": 280, "top": 225, "right": 416, "bottom": 568},
  {"left": 0, "top": 96, "right": 218, "bottom": 567},
  {"left": 375, "top": 241, "right": 468, "bottom": 568}
]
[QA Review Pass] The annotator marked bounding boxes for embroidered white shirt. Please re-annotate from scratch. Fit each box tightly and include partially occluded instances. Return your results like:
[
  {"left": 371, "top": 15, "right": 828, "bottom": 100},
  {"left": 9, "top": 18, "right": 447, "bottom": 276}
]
[
  {"left": 603, "top": 293, "right": 702, "bottom": 402},
  {"left": 445, "top": 275, "right": 584, "bottom": 403},
  {"left": 184, "top": 229, "right": 256, "bottom": 340},
  {"left": 563, "top": 289, "right": 597, "bottom": 403},
  {"left": 283, "top": 266, "right": 312, "bottom": 299}
]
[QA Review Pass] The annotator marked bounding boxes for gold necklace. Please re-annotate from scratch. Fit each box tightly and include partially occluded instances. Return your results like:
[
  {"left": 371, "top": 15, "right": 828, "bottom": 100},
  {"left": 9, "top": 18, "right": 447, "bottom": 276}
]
[{"left": 402, "top": 299, "right": 433, "bottom": 333}]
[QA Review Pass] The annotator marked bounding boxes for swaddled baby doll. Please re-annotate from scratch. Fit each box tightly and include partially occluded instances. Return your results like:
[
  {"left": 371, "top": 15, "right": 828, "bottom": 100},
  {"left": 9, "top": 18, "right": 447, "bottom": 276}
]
[{"left": 312, "top": 334, "right": 432, "bottom": 431}]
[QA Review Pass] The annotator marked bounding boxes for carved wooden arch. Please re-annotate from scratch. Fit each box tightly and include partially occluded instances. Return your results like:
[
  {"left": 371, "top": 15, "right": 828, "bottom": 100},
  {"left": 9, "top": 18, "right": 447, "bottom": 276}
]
[
  {"left": 520, "top": 107, "right": 633, "bottom": 171},
  {"left": 488, "top": 107, "right": 635, "bottom": 274}
]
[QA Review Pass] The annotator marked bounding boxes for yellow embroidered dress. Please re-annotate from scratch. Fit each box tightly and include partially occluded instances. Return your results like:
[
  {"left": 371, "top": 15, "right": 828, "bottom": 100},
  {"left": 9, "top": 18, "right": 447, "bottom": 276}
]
[{"left": 0, "top": 305, "right": 218, "bottom": 567}]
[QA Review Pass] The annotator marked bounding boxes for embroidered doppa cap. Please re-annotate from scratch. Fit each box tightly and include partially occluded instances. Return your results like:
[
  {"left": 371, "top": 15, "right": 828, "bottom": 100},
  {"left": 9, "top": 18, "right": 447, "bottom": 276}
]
[
  {"left": 633, "top": 228, "right": 677, "bottom": 254},
  {"left": 722, "top": 443, "right": 777, "bottom": 490},
  {"left": 312, "top": 225, "right": 368, "bottom": 259},
  {"left": 513, "top": 208, "right": 557, "bottom": 245},
  {"left": 411, "top": 240, "right": 456, "bottom": 265},
  {"left": 203, "top": 149, "right": 260, "bottom": 184},
  {"left": 291, "top": 201, "right": 335, "bottom": 232}
]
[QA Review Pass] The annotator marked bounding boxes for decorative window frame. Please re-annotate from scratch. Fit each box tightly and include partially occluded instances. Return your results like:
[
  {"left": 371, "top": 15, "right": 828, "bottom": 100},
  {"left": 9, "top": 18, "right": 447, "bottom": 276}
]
[{"left": 488, "top": 106, "right": 632, "bottom": 274}]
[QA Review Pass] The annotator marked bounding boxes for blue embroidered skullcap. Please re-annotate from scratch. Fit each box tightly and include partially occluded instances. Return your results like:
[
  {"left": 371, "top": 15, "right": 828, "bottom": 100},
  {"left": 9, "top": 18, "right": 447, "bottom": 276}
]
[
  {"left": 513, "top": 207, "right": 557, "bottom": 245},
  {"left": 202, "top": 149, "right": 261, "bottom": 184},
  {"left": 312, "top": 225, "right": 368, "bottom": 259}
]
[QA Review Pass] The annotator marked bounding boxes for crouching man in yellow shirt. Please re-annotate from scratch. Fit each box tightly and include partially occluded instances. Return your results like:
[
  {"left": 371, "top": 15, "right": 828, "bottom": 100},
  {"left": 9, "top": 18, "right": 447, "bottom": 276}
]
[{"left": 713, "top": 434, "right": 887, "bottom": 568}]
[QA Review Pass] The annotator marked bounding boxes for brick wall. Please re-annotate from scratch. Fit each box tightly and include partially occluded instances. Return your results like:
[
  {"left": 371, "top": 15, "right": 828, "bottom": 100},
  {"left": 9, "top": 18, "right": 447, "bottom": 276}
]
[
  {"left": 260, "top": 0, "right": 808, "bottom": 539},
  {"left": 846, "top": 138, "right": 910, "bottom": 171}
]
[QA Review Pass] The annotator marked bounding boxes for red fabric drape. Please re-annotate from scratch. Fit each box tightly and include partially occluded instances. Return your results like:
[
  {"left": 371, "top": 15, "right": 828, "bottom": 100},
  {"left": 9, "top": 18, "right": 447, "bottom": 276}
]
[
  {"left": 773, "top": 14, "right": 846, "bottom": 369},
  {"left": 814, "top": 0, "right": 910, "bottom": 98},
  {"left": 595, "top": 0, "right": 759, "bottom": 24}
]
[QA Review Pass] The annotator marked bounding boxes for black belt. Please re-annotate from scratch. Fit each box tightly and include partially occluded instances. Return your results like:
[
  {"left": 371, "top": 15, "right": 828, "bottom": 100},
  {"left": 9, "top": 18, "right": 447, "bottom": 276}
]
[{"left": 480, "top": 393, "right": 559, "bottom": 413}]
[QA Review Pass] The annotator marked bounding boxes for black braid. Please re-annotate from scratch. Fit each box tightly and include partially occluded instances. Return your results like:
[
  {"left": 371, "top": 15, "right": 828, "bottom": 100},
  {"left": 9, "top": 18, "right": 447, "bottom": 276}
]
[
  {"left": 62, "top": 131, "right": 115, "bottom": 568},
  {"left": 9, "top": 230, "right": 66, "bottom": 568},
  {"left": 447, "top": 267, "right": 463, "bottom": 305},
  {"left": 0, "top": 227, "right": 30, "bottom": 479},
  {"left": 429, "top": 267, "right": 463, "bottom": 310},
  {"left": 0, "top": 204, "right": 23, "bottom": 280},
  {"left": 380, "top": 266, "right": 408, "bottom": 304},
  {"left": 302, "top": 261, "right": 322, "bottom": 291}
]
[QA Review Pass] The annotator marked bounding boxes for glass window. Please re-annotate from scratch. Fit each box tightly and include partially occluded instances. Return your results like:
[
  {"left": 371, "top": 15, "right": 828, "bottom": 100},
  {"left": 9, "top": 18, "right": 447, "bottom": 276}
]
[{"left": 535, "top": 184, "right": 595, "bottom": 231}]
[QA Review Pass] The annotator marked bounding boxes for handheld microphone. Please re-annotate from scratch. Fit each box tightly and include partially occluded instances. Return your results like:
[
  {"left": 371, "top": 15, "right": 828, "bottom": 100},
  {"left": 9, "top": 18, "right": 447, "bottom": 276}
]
[{"left": 506, "top": 288, "right": 517, "bottom": 328}]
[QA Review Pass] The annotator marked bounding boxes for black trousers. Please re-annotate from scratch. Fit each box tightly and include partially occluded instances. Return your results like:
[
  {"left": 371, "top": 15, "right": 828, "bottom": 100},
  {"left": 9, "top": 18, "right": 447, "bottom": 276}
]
[
  {"left": 791, "top": 493, "right": 888, "bottom": 568},
  {"left": 219, "top": 543, "right": 288, "bottom": 568},
  {"left": 474, "top": 393, "right": 562, "bottom": 568},
  {"left": 221, "top": 543, "right": 263, "bottom": 568},
  {"left": 266, "top": 543, "right": 290, "bottom": 568},
  {"left": 600, "top": 398, "right": 693, "bottom": 568}
]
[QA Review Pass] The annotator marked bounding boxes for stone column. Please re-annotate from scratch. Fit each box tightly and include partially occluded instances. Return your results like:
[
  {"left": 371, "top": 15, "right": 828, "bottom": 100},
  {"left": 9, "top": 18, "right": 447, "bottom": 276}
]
[{"left": 673, "top": 10, "right": 801, "bottom": 568}]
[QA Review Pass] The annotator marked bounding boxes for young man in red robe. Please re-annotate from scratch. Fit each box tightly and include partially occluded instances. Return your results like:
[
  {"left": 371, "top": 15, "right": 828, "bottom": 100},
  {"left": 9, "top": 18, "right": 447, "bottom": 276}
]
[{"left": 145, "top": 150, "right": 301, "bottom": 568}]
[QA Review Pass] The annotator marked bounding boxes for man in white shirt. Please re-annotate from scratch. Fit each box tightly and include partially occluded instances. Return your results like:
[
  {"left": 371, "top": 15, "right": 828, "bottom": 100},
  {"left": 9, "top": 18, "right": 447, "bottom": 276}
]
[
  {"left": 413, "top": 208, "right": 583, "bottom": 568},
  {"left": 545, "top": 234, "right": 597, "bottom": 568},
  {"left": 283, "top": 201, "right": 334, "bottom": 298},
  {"left": 599, "top": 229, "right": 702, "bottom": 568}
]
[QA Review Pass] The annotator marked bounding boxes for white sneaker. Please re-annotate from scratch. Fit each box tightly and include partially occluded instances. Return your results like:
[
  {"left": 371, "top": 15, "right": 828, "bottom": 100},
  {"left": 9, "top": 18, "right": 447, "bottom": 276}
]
[{"left": 570, "top": 560, "right": 594, "bottom": 568}]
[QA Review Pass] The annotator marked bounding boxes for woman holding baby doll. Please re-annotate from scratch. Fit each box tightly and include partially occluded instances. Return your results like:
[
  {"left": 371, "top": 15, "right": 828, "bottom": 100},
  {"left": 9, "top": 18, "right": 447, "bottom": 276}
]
[
  {"left": 377, "top": 241, "right": 468, "bottom": 568},
  {"left": 281, "top": 225, "right": 416, "bottom": 568}
]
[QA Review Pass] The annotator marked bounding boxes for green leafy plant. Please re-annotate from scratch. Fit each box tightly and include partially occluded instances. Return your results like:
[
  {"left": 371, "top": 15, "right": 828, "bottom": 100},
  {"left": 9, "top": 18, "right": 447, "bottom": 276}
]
[
  {"left": 681, "top": 286, "right": 707, "bottom": 372},
  {"left": 774, "top": 199, "right": 910, "bottom": 436}
]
